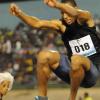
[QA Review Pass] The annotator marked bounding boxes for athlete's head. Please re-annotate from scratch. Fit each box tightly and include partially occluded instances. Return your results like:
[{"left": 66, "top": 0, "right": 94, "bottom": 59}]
[{"left": 61, "top": 0, "right": 77, "bottom": 25}]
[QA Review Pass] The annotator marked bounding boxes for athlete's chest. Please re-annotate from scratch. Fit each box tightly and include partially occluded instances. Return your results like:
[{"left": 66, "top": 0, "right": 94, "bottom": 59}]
[
  {"left": 62, "top": 25, "right": 97, "bottom": 57},
  {"left": 62, "top": 26, "right": 91, "bottom": 41}
]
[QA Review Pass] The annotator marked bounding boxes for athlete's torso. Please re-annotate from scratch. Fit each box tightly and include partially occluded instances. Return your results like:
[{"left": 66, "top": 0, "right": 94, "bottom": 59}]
[{"left": 61, "top": 20, "right": 100, "bottom": 58}]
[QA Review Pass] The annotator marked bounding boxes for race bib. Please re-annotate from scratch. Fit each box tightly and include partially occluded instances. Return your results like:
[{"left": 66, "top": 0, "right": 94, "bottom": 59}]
[{"left": 69, "top": 35, "right": 96, "bottom": 57}]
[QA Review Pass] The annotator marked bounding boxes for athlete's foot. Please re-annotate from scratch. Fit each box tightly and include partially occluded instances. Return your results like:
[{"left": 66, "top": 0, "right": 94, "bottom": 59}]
[{"left": 34, "top": 96, "right": 48, "bottom": 100}]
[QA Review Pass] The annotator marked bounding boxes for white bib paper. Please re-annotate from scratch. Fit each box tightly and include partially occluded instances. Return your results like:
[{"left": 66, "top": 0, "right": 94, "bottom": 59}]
[{"left": 69, "top": 35, "right": 96, "bottom": 57}]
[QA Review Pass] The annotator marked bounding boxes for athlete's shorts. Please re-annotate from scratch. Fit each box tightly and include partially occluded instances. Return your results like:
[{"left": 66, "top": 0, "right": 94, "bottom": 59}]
[{"left": 52, "top": 54, "right": 100, "bottom": 88}]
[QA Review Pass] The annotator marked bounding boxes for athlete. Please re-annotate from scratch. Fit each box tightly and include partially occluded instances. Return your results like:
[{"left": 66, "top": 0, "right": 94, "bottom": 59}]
[
  {"left": 0, "top": 72, "right": 14, "bottom": 100},
  {"left": 9, "top": 0, "right": 100, "bottom": 100}
]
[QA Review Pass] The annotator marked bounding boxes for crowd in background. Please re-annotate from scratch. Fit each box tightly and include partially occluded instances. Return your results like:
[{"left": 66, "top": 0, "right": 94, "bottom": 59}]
[
  {"left": 78, "top": 92, "right": 93, "bottom": 100},
  {"left": 0, "top": 17, "right": 100, "bottom": 87}
]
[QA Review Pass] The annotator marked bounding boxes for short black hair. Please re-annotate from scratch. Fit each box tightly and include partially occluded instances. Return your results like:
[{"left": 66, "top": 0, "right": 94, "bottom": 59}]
[{"left": 61, "top": 0, "right": 77, "bottom": 7}]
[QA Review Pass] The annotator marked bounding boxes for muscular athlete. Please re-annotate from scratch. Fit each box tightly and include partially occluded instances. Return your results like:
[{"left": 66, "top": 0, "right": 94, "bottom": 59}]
[{"left": 9, "top": 0, "right": 100, "bottom": 100}]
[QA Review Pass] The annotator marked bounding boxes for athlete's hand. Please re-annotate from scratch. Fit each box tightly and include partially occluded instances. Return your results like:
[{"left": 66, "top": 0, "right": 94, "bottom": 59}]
[
  {"left": 9, "top": 3, "right": 22, "bottom": 16},
  {"left": 44, "top": 0, "right": 59, "bottom": 8}
]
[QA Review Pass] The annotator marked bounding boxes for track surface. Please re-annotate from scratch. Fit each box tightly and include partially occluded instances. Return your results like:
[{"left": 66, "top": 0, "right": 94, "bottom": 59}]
[{"left": 4, "top": 88, "right": 100, "bottom": 100}]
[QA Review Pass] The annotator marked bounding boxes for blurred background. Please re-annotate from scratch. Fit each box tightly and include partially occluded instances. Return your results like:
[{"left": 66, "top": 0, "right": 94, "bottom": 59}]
[{"left": 0, "top": 0, "right": 100, "bottom": 100}]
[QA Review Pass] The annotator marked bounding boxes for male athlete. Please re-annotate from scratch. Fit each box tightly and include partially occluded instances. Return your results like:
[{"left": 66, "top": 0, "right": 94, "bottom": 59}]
[{"left": 10, "top": 0, "right": 100, "bottom": 100}]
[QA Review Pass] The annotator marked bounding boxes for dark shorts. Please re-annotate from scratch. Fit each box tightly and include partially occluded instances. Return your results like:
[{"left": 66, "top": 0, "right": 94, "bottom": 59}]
[{"left": 52, "top": 54, "right": 100, "bottom": 88}]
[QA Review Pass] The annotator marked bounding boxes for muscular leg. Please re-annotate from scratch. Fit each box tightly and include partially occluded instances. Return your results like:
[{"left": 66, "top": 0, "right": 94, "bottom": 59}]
[
  {"left": 36, "top": 50, "right": 60, "bottom": 97},
  {"left": 70, "top": 55, "right": 91, "bottom": 100}
]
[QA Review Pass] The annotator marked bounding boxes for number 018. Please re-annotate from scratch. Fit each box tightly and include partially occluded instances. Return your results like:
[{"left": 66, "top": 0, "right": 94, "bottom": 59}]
[{"left": 74, "top": 43, "right": 90, "bottom": 53}]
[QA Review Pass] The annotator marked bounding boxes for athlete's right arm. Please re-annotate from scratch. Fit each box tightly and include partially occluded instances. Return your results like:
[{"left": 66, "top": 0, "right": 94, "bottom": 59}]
[{"left": 9, "top": 3, "right": 66, "bottom": 33}]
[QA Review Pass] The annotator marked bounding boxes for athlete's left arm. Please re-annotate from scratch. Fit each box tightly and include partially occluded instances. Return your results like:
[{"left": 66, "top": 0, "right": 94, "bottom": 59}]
[
  {"left": 44, "top": 0, "right": 95, "bottom": 27},
  {"left": 77, "top": 9, "right": 95, "bottom": 27},
  {"left": 44, "top": 0, "right": 78, "bottom": 16}
]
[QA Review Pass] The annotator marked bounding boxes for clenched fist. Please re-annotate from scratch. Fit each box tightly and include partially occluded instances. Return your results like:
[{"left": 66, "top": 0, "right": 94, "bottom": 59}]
[
  {"left": 44, "top": 0, "right": 59, "bottom": 8},
  {"left": 9, "top": 3, "right": 22, "bottom": 16}
]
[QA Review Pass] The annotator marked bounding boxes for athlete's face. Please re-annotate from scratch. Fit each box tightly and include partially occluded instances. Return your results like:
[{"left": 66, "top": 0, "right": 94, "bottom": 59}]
[
  {"left": 0, "top": 80, "right": 10, "bottom": 95},
  {"left": 61, "top": 3, "right": 76, "bottom": 25},
  {"left": 61, "top": 12, "right": 76, "bottom": 25}
]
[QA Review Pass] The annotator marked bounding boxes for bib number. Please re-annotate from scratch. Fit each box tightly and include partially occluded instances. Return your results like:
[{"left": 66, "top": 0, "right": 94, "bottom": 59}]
[
  {"left": 74, "top": 43, "right": 90, "bottom": 53},
  {"left": 69, "top": 35, "right": 96, "bottom": 57}
]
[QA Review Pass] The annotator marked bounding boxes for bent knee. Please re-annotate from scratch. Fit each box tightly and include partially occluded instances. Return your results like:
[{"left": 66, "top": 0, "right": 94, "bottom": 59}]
[
  {"left": 71, "top": 55, "right": 83, "bottom": 65},
  {"left": 37, "top": 50, "right": 52, "bottom": 64},
  {"left": 37, "top": 50, "right": 60, "bottom": 66},
  {"left": 71, "top": 55, "right": 91, "bottom": 71}
]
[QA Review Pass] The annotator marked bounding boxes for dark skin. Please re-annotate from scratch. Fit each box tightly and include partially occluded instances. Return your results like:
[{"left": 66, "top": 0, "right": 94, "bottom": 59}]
[{"left": 9, "top": 0, "right": 95, "bottom": 99}]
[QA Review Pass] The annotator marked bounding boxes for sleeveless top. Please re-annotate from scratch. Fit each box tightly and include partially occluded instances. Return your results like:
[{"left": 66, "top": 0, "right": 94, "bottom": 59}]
[{"left": 61, "top": 20, "right": 100, "bottom": 59}]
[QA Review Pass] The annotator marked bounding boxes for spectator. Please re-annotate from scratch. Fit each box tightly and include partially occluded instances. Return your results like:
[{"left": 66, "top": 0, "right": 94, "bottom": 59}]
[{"left": 83, "top": 92, "right": 93, "bottom": 100}]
